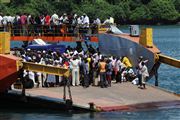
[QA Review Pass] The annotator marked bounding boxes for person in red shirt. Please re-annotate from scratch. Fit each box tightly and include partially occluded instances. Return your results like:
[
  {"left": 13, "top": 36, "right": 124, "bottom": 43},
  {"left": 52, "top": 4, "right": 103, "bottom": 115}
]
[
  {"left": 20, "top": 13, "right": 27, "bottom": 36},
  {"left": 44, "top": 13, "right": 51, "bottom": 36}
]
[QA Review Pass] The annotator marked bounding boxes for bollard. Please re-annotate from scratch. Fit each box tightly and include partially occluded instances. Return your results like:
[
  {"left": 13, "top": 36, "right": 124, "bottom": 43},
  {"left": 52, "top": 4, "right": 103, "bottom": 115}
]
[{"left": 89, "top": 102, "right": 95, "bottom": 111}]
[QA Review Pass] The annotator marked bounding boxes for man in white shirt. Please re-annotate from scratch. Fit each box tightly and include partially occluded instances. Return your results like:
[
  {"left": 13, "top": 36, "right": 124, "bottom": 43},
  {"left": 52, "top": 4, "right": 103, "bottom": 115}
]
[
  {"left": 94, "top": 18, "right": 101, "bottom": 25},
  {"left": 82, "top": 13, "right": 89, "bottom": 30},
  {"left": 137, "top": 56, "right": 148, "bottom": 87},
  {"left": 59, "top": 13, "right": 68, "bottom": 24},
  {"left": 51, "top": 13, "right": 59, "bottom": 36},
  {"left": 51, "top": 13, "right": 59, "bottom": 25},
  {"left": 70, "top": 57, "right": 80, "bottom": 86},
  {"left": 103, "top": 16, "right": 114, "bottom": 25},
  {"left": 2, "top": 14, "right": 8, "bottom": 31},
  {"left": 0, "top": 13, "right": 3, "bottom": 31},
  {"left": 77, "top": 16, "right": 83, "bottom": 25},
  {"left": 23, "top": 70, "right": 37, "bottom": 88},
  {"left": 140, "top": 61, "right": 149, "bottom": 89}
]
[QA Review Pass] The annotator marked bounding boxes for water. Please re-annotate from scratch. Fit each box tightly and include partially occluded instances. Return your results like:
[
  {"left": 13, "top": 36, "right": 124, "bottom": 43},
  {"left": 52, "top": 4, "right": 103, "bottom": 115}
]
[
  {"left": 5, "top": 25, "right": 180, "bottom": 120},
  {"left": 0, "top": 108, "right": 180, "bottom": 120},
  {"left": 148, "top": 25, "right": 180, "bottom": 94}
]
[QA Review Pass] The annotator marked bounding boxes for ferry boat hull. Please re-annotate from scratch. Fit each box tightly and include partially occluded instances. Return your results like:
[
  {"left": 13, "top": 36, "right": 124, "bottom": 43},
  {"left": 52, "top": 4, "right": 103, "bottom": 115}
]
[{"left": 0, "top": 55, "right": 20, "bottom": 92}]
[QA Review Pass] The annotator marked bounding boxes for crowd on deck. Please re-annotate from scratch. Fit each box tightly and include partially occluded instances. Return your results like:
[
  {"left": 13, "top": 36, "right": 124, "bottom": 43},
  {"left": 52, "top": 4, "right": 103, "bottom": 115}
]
[
  {"left": 12, "top": 43, "right": 149, "bottom": 89},
  {"left": 0, "top": 12, "right": 114, "bottom": 36}
]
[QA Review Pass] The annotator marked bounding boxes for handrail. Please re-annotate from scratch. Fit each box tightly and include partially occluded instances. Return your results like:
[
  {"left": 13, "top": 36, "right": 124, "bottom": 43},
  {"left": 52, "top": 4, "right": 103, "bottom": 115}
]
[{"left": 2, "top": 23, "right": 110, "bottom": 37}]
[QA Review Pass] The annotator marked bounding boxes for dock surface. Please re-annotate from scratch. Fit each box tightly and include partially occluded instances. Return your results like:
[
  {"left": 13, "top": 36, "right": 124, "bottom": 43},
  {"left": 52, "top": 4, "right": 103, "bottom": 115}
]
[{"left": 12, "top": 82, "right": 180, "bottom": 112}]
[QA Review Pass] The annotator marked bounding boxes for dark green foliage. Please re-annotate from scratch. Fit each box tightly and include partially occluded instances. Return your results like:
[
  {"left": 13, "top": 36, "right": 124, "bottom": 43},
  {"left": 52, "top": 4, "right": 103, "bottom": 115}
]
[
  {"left": 148, "top": 0, "right": 179, "bottom": 23},
  {"left": 130, "top": 5, "right": 151, "bottom": 24},
  {"left": 0, "top": 0, "right": 179, "bottom": 24}
]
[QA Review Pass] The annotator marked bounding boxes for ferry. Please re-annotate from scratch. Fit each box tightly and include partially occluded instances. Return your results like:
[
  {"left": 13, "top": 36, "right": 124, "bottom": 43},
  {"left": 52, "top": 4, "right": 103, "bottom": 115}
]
[{"left": 0, "top": 24, "right": 179, "bottom": 112}]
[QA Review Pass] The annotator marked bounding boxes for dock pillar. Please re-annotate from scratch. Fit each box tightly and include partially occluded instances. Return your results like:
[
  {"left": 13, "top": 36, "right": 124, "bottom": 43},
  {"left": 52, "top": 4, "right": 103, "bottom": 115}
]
[
  {"left": 63, "top": 77, "right": 73, "bottom": 102},
  {"left": 66, "top": 99, "right": 73, "bottom": 111},
  {"left": 89, "top": 102, "right": 95, "bottom": 111},
  {"left": 19, "top": 68, "right": 27, "bottom": 102},
  {"left": 155, "top": 69, "right": 158, "bottom": 86}
]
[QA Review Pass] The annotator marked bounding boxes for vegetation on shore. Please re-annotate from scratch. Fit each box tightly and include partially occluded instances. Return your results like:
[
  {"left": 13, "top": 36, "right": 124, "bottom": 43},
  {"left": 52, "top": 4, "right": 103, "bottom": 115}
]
[{"left": 0, "top": 0, "right": 179, "bottom": 24}]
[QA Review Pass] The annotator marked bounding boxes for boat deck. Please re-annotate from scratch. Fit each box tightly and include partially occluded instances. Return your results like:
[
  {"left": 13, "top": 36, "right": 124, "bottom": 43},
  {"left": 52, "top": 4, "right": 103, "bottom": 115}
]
[
  {"left": 113, "top": 33, "right": 160, "bottom": 53},
  {"left": 11, "top": 82, "right": 180, "bottom": 112}
]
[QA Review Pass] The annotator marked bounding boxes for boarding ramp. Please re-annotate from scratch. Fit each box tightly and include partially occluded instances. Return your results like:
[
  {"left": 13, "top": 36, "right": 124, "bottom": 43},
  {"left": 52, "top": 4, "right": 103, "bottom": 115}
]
[
  {"left": 33, "top": 39, "right": 47, "bottom": 45},
  {"left": 22, "top": 62, "right": 70, "bottom": 77},
  {"left": 110, "top": 25, "right": 123, "bottom": 34}
]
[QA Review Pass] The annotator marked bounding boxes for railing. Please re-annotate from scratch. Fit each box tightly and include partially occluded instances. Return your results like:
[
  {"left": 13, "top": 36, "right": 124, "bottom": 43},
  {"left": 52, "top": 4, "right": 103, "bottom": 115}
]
[{"left": 1, "top": 23, "right": 110, "bottom": 37}]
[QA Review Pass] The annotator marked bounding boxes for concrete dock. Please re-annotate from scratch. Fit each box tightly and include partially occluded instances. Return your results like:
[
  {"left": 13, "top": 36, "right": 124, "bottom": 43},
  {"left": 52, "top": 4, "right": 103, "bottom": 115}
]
[{"left": 10, "top": 82, "right": 180, "bottom": 112}]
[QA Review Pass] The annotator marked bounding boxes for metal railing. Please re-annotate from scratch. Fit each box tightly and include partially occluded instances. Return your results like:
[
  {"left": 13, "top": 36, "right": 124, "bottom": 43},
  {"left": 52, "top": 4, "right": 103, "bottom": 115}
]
[{"left": 1, "top": 23, "right": 110, "bottom": 37}]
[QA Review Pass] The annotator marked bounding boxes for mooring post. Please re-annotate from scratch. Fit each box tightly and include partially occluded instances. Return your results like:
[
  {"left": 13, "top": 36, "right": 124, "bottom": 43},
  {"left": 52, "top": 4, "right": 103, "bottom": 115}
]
[
  {"left": 64, "top": 77, "right": 73, "bottom": 111},
  {"left": 67, "top": 78, "right": 72, "bottom": 101},
  {"left": 20, "top": 68, "right": 27, "bottom": 102},
  {"left": 89, "top": 102, "right": 95, "bottom": 111}
]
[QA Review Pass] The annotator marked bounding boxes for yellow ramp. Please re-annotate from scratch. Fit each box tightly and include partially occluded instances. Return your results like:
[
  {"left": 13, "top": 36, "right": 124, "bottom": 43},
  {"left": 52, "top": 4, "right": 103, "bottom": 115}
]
[
  {"left": 158, "top": 54, "right": 180, "bottom": 68},
  {"left": 22, "top": 62, "right": 70, "bottom": 77}
]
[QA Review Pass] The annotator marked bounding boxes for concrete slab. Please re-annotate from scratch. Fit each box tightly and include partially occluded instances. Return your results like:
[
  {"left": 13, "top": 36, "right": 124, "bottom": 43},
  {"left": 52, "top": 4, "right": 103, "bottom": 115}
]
[{"left": 12, "top": 82, "right": 180, "bottom": 111}]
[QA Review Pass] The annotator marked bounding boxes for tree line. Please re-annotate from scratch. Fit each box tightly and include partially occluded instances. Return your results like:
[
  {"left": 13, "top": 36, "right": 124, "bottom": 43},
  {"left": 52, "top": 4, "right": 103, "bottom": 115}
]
[{"left": 0, "top": 0, "right": 179, "bottom": 24}]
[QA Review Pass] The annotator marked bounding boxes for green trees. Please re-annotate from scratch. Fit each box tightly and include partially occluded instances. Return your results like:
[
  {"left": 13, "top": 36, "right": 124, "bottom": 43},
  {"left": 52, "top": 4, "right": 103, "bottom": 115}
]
[
  {"left": 129, "top": 5, "right": 151, "bottom": 24},
  {"left": 0, "top": 0, "right": 179, "bottom": 24},
  {"left": 148, "top": 0, "right": 179, "bottom": 23},
  {"left": 78, "top": 0, "right": 113, "bottom": 20}
]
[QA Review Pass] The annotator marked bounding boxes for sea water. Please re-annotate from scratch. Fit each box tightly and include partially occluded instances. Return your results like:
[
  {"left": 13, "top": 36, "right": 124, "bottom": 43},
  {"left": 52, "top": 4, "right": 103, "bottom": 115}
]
[{"left": 4, "top": 25, "right": 180, "bottom": 120}]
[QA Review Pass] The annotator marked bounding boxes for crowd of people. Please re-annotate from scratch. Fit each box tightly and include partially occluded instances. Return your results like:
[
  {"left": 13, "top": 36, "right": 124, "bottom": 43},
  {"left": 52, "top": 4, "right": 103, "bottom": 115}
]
[
  {"left": 12, "top": 43, "right": 149, "bottom": 89},
  {"left": 0, "top": 12, "right": 114, "bottom": 36},
  {"left": 7, "top": 12, "right": 149, "bottom": 89}
]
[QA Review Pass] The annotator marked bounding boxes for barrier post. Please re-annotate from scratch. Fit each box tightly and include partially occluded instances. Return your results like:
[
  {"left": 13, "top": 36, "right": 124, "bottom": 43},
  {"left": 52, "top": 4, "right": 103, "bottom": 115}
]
[
  {"left": 139, "top": 28, "right": 153, "bottom": 48},
  {"left": 0, "top": 32, "right": 10, "bottom": 54}
]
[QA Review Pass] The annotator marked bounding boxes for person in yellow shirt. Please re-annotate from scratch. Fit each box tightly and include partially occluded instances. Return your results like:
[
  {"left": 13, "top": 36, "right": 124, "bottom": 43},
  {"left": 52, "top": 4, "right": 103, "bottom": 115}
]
[
  {"left": 87, "top": 56, "right": 91, "bottom": 68},
  {"left": 122, "top": 56, "right": 132, "bottom": 68}
]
